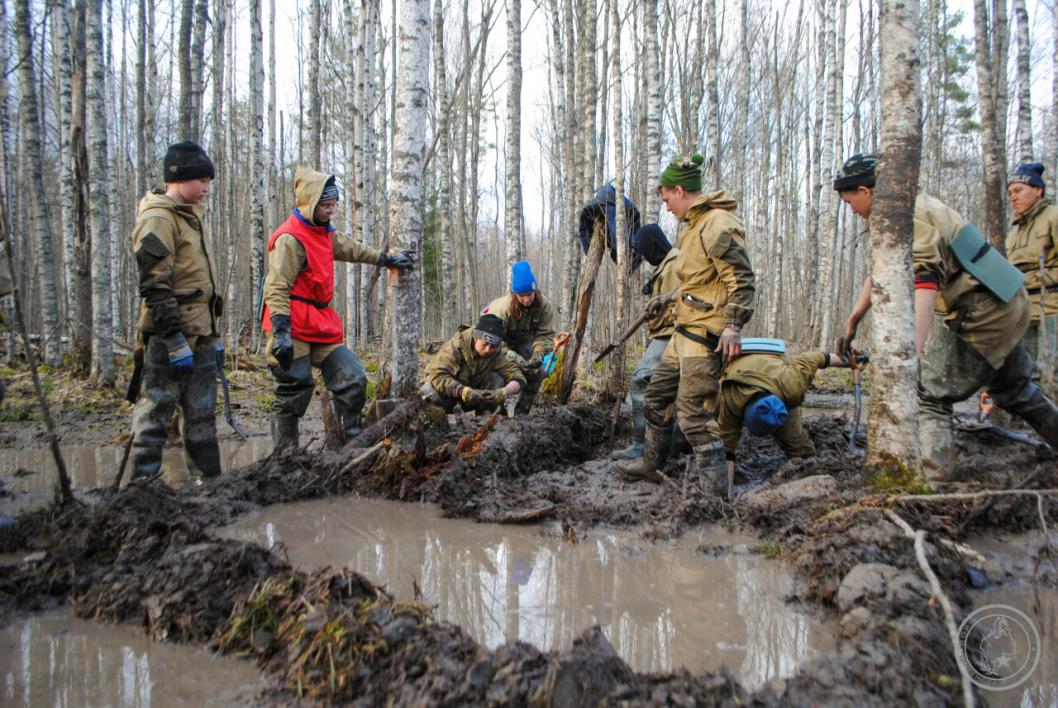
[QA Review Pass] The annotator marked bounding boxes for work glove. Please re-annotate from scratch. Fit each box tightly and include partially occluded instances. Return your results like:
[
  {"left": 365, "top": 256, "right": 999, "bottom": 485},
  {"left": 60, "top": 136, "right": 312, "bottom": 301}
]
[
  {"left": 379, "top": 247, "right": 416, "bottom": 271},
  {"left": 163, "top": 333, "right": 194, "bottom": 374},
  {"left": 483, "top": 388, "right": 508, "bottom": 406},
  {"left": 528, "top": 351, "right": 545, "bottom": 369},
  {"left": 270, "top": 314, "right": 294, "bottom": 370},
  {"left": 214, "top": 338, "right": 225, "bottom": 371},
  {"left": 645, "top": 293, "right": 671, "bottom": 318},
  {"left": 460, "top": 386, "right": 485, "bottom": 406}
]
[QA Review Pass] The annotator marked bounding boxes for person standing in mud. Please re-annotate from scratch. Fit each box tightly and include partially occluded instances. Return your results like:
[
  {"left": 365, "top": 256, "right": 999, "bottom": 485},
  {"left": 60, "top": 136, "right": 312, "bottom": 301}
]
[
  {"left": 613, "top": 224, "right": 681, "bottom": 460},
  {"left": 716, "top": 350, "right": 857, "bottom": 497},
  {"left": 618, "top": 153, "right": 756, "bottom": 493},
  {"left": 129, "top": 141, "right": 223, "bottom": 480},
  {"left": 481, "top": 261, "right": 556, "bottom": 414},
  {"left": 1005, "top": 162, "right": 1058, "bottom": 389},
  {"left": 262, "top": 167, "right": 415, "bottom": 452},
  {"left": 421, "top": 313, "right": 526, "bottom": 413},
  {"left": 834, "top": 153, "right": 1058, "bottom": 477}
]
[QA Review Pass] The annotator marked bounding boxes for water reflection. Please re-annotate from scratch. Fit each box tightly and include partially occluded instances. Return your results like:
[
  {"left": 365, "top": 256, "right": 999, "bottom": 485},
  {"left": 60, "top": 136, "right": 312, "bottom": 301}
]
[
  {"left": 0, "top": 438, "right": 273, "bottom": 514},
  {"left": 219, "top": 497, "right": 834, "bottom": 688},
  {"left": 0, "top": 609, "right": 263, "bottom": 707}
]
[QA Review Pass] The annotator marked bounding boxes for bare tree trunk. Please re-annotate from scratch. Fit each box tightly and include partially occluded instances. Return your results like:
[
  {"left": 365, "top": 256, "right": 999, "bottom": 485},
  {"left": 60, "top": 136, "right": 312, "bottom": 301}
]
[
  {"left": 177, "top": 0, "right": 194, "bottom": 138},
  {"left": 505, "top": 0, "right": 524, "bottom": 266},
  {"left": 973, "top": 0, "right": 1010, "bottom": 250},
  {"left": 434, "top": 0, "right": 456, "bottom": 335},
  {"left": 1011, "top": 0, "right": 1033, "bottom": 162},
  {"left": 190, "top": 0, "right": 207, "bottom": 137},
  {"left": 250, "top": 0, "right": 265, "bottom": 340},
  {"left": 560, "top": 0, "right": 579, "bottom": 316},
  {"left": 210, "top": 0, "right": 227, "bottom": 258},
  {"left": 388, "top": 0, "right": 429, "bottom": 396},
  {"left": 644, "top": 0, "right": 662, "bottom": 219},
  {"left": 703, "top": 0, "right": 720, "bottom": 186},
  {"left": 55, "top": 1, "right": 79, "bottom": 345},
  {"left": 14, "top": 0, "right": 63, "bottom": 367},
  {"left": 307, "top": 0, "right": 323, "bottom": 166},
  {"left": 359, "top": 0, "right": 380, "bottom": 348},
  {"left": 869, "top": 0, "right": 921, "bottom": 469},
  {"left": 609, "top": 0, "right": 629, "bottom": 396},
  {"left": 86, "top": 0, "right": 115, "bottom": 384},
  {"left": 817, "top": 0, "right": 843, "bottom": 348}
]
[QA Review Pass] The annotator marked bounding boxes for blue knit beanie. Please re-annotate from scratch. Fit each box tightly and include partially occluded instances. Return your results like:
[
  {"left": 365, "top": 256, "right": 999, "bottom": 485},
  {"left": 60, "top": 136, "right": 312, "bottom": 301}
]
[
  {"left": 1009, "top": 162, "right": 1046, "bottom": 192},
  {"left": 511, "top": 260, "right": 537, "bottom": 294},
  {"left": 744, "top": 394, "right": 788, "bottom": 436}
]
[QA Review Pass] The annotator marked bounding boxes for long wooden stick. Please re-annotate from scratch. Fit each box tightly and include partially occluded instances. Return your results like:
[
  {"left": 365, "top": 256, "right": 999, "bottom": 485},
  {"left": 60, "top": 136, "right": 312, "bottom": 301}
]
[{"left": 0, "top": 188, "right": 74, "bottom": 505}]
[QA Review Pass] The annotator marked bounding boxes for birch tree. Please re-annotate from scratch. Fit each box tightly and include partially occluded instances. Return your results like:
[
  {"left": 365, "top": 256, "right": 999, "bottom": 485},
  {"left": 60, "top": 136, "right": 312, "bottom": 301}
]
[
  {"left": 14, "top": 0, "right": 62, "bottom": 367},
  {"left": 868, "top": 0, "right": 921, "bottom": 469},
  {"left": 972, "top": 0, "right": 1009, "bottom": 250},
  {"left": 388, "top": 0, "right": 429, "bottom": 396},
  {"left": 505, "top": 0, "right": 524, "bottom": 265},
  {"left": 433, "top": 0, "right": 456, "bottom": 335},
  {"left": 250, "top": 0, "right": 266, "bottom": 339},
  {"left": 86, "top": 0, "right": 115, "bottom": 384},
  {"left": 1012, "top": 0, "right": 1032, "bottom": 162}
]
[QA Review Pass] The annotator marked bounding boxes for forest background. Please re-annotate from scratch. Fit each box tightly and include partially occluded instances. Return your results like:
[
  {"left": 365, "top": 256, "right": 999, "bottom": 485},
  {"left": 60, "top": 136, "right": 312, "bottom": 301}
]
[{"left": 0, "top": 0, "right": 1049, "bottom": 400}]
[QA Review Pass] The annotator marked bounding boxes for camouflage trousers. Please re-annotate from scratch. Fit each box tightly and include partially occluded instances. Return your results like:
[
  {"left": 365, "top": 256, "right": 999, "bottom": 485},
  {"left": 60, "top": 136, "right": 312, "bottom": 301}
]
[
  {"left": 1022, "top": 315, "right": 1058, "bottom": 393},
  {"left": 269, "top": 340, "right": 367, "bottom": 431},
  {"left": 626, "top": 336, "right": 670, "bottom": 443},
  {"left": 131, "top": 334, "right": 220, "bottom": 480},
  {"left": 767, "top": 407, "right": 816, "bottom": 459},
  {"left": 642, "top": 333, "right": 722, "bottom": 446},
  {"left": 919, "top": 316, "right": 1058, "bottom": 476}
]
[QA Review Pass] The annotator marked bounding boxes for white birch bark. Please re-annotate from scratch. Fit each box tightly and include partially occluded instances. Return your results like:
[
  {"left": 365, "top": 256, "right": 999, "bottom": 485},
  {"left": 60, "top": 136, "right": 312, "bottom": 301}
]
[
  {"left": 505, "top": 0, "right": 524, "bottom": 266},
  {"left": 704, "top": 0, "right": 721, "bottom": 186},
  {"left": 434, "top": 0, "right": 456, "bottom": 335},
  {"left": 610, "top": 0, "right": 629, "bottom": 362},
  {"left": 14, "top": 0, "right": 62, "bottom": 367},
  {"left": 86, "top": 0, "right": 114, "bottom": 383},
  {"left": 868, "top": 0, "right": 921, "bottom": 468},
  {"left": 359, "top": 0, "right": 380, "bottom": 348},
  {"left": 388, "top": 0, "right": 429, "bottom": 396},
  {"left": 250, "top": 0, "right": 265, "bottom": 337},
  {"left": 972, "top": 0, "right": 1009, "bottom": 249},
  {"left": 1012, "top": 0, "right": 1033, "bottom": 162},
  {"left": 559, "top": 0, "right": 579, "bottom": 315},
  {"left": 817, "top": 0, "right": 843, "bottom": 348},
  {"left": 55, "top": 1, "right": 78, "bottom": 336},
  {"left": 644, "top": 0, "right": 663, "bottom": 219}
]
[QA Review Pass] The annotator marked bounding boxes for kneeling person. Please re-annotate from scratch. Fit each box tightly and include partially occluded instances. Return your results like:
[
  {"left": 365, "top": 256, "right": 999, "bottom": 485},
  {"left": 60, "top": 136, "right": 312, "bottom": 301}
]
[
  {"left": 718, "top": 349, "right": 852, "bottom": 497},
  {"left": 422, "top": 314, "right": 526, "bottom": 413}
]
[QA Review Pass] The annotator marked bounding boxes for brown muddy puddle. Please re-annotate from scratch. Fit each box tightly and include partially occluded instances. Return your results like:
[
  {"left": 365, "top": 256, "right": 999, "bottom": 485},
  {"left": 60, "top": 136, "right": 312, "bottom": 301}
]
[
  {"left": 0, "top": 608, "right": 264, "bottom": 706},
  {"left": 966, "top": 532, "right": 1058, "bottom": 707},
  {"left": 218, "top": 496, "right": 835, "bottom": 689},
  {"left": 0, "top": 438, "right": 273, "bottom": 515}
]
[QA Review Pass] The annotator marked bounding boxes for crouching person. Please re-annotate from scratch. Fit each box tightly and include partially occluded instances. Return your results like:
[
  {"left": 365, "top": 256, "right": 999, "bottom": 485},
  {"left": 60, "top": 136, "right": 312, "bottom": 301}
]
[
  {"left": 262, "top": 167, "right": 415, "bottom": 452},
  {"left": 717, "top": 349, "right": 854, "bottom": 498},
  {"left": 422, "top": 314, "right": 526, "bottom": 413}
]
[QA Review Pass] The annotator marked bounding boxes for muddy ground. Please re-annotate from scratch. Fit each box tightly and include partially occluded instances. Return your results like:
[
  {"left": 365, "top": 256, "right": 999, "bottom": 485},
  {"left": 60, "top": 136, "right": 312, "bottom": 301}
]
[{"left": 1, "top": 390, "right": 1056, "bottom": 705}]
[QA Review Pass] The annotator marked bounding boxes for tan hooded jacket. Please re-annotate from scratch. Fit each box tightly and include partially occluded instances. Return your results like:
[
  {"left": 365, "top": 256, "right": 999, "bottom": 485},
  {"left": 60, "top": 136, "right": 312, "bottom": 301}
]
[
  {"left": 911, "top": 194, "right": 1030, "bottom": 367},
  {"left": 425, "top": 328, "right": 527, "bottom": 399},
  {"left": 646, "top": 247, "right": 681, "bottom": 338},
  {"left": 132, "top": 189, "right": 219, "bottom": 338},
  {"left": 672, "top": 191, "right": 756, "bottom": 338},
  {"left": 264, "top": 166, "right": 383, "bottom": 317},
  {"left": 1005, "top": 198, "right": 1058, "bottom": 322},
  {"left": 482, "top": 292, "right": 557, "bottom": 355}
]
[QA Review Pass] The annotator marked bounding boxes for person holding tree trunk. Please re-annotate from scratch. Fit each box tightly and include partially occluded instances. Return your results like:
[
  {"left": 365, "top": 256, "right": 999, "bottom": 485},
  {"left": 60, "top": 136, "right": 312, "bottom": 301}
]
[
  {"left": 262, "top": 166, "right": 415, "bottom": 453},
  {"left": 618, "top": 153, "right": 756, "bottom": 494},
  {"left": 481, "top": 261, "right": 556, "bottom": 414},
  {"left": 1005, "top": 162, "right": 1058, "bottom": 391},
  {"left": 835, "top": 153, "right": 1058, "bottom": 479},
  {"left": 421, "top": 313, "right": 526, "bottom": 413},
  {"left": 612, "top": 224, "right": 681, "bottom": 460},
  {"left": 129, "top": 141, "right": 223, "bottom": 481}
]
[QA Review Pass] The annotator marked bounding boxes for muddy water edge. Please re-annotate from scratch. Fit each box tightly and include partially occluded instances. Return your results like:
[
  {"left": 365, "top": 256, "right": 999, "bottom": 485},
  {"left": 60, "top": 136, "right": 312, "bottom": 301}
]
[{"left": 0, "top": 403, "right": 1056, "bottom": 705}]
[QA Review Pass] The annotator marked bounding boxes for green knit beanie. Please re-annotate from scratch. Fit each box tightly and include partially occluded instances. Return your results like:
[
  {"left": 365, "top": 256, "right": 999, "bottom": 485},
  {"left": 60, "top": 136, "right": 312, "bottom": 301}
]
[{"left": 659, "top": 153, "right": 705, "bottom": 191}]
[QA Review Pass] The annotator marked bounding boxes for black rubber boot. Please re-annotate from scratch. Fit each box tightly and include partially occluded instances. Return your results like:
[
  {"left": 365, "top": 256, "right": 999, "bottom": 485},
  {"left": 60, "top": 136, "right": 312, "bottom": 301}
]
[
  {"left": 691, "top": 442, "right": 728, "bottom": 499},
  {"left": 271, "top": 412, "right": 300, "bottom": 453}
]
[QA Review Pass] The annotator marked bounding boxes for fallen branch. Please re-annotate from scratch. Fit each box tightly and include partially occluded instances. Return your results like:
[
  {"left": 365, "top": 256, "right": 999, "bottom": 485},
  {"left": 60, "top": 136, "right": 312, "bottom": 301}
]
[
  {"left": 890, "top": 488, "right": 1058, "bottom": 503},
  {"left": 343, "top": 396, "right": 424, "bottom": 451},
  {"left": 884, "top": 509, "right": 975, "bottom": 708},
  {"left": 338, "top": 441, "right": 385, "bottom": 477}
]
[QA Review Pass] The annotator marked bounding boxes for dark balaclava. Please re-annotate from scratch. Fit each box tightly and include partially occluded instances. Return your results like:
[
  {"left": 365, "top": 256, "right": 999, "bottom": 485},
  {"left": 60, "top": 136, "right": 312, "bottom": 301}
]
[{"left": 632, "top": 224, "right": 672, "bottom": 268}]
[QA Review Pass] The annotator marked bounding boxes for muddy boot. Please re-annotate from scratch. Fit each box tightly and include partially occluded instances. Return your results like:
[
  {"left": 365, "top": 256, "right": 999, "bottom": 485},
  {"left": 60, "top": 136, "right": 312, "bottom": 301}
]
[
  {"left": 690, "top": 441, "right": 728, "bottom": 499},
  {"left": 613, "top": 411, "right": 646, "bottom": 460},
  {"left": 271, "top": 412, "right": 300, "bottom": 454},
  {"left": 617, "top": 425, "right": 671, "bottom": 483}
]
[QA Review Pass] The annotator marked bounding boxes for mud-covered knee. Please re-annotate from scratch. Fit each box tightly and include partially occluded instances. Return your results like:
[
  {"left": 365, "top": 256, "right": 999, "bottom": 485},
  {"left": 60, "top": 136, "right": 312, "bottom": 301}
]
[{"left": 643, "top": 401, "right": 672, "bottom": 428}]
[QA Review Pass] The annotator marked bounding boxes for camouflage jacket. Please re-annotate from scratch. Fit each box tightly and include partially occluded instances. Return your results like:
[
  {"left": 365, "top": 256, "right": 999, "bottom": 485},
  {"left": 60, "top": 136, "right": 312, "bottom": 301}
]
[
  {"left": 424, "top": 328, "right": 527, "bottom": 399},
  {"left": 646, "top": 247, "right": 681, "bottom": 338},
  {"left": 1006, "top": 198, "right": 1058, "bottom": 323},
  {"left": 482, "top": 292, "right": 557, "bottom": 356}
]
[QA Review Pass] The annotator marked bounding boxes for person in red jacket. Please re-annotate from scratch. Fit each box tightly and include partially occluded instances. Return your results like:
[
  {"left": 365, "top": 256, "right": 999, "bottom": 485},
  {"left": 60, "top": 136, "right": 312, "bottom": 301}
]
[{"left": 262, "top": 167, "right": 414, "bottom": 451}]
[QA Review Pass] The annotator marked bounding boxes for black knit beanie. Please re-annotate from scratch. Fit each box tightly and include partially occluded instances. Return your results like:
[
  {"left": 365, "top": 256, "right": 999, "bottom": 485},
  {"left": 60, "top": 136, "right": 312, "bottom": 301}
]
[
  {"left": 163, "top": 141, "right": 216, "bottom": 182},
  {"left": 833, "top": 153, "right": 878, "bottom": 192}
]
